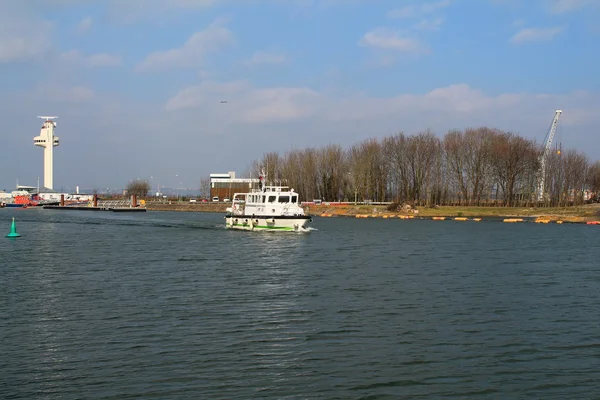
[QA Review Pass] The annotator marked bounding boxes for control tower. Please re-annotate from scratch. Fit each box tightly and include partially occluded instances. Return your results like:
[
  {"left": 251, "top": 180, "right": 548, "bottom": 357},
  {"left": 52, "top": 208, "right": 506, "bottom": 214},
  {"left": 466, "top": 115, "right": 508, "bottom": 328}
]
[{"left": 33, "top": 116, "right": 59, "bottom": 190}]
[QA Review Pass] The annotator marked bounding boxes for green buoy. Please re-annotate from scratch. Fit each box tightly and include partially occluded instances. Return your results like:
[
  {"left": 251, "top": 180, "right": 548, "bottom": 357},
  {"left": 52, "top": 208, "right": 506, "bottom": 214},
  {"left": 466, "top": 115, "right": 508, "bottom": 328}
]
[{"left": 6, "top": 217, "right": 21, "bottom": 238}]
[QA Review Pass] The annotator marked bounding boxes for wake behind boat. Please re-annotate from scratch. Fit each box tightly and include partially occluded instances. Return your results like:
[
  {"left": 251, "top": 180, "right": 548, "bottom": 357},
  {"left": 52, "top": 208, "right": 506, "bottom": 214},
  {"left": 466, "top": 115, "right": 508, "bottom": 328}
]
[{"left": 224, "top": 172, "right": 312, "bottom": 232}]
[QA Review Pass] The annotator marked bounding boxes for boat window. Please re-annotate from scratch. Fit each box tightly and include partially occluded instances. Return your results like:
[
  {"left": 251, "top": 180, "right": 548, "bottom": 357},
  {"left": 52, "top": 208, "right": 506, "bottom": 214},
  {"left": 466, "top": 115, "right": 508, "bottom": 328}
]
[
  {"left": 268, "top": 195, "right": 276, "bottom": 203},
  {"left": 278, "top": 196, "right": 290, "bottom": 203},
  {"left": 291, "top": 195, "right": 297, "bottom": 203}
]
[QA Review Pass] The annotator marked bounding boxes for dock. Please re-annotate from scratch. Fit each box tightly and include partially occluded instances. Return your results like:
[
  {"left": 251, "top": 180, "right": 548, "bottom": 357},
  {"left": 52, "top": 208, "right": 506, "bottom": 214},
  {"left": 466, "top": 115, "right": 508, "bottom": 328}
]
[
  {"left": 43, "top": 205, "right": 146, "bottom": 212},
  {"left": 43, "top": 195, "right": 146, "bottom": 212}
]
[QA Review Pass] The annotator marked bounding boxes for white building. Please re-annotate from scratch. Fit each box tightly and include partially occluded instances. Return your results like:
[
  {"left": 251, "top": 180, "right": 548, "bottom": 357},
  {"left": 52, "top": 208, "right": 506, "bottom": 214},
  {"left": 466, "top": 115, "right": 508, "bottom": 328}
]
[{"left": 210, "top": 171, "right": 259, "bottom": 200}]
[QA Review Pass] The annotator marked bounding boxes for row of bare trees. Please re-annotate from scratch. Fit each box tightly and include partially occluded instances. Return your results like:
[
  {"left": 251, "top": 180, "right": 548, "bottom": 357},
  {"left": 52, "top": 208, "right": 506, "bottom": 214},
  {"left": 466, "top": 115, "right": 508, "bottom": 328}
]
[{"left": 250, "top": 128, "right": 600, "bottom": 207}]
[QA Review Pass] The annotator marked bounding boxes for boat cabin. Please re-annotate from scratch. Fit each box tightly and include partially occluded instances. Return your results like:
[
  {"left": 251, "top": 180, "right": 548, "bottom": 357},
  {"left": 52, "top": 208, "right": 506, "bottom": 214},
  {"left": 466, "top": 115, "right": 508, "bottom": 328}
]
[
  {"left": 229, "top": 185, "right": 304, "bottom": 217},
  {"left": 244, "top": 186, "right": 299, "bottom": 205}
]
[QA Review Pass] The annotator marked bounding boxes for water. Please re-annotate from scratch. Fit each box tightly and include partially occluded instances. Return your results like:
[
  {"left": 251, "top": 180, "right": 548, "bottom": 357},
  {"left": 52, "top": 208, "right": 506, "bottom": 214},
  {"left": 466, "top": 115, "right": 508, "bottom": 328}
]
[{"left": 1, "top": 208, "right": 599, "bottom": 399}]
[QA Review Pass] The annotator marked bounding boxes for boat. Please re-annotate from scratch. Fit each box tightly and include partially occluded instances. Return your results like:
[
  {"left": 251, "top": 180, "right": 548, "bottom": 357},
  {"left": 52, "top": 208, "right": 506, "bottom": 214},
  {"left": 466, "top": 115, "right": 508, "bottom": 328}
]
[{"left": 224, "top": 171, "right": 312, "bottom": 232}]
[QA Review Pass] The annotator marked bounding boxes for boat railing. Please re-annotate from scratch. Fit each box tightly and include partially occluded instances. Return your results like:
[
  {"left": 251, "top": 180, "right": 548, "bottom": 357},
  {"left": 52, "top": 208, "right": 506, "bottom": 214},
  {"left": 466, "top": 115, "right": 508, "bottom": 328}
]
[{"left": 97, "top": 199, "right": 137, "bottom": 208}]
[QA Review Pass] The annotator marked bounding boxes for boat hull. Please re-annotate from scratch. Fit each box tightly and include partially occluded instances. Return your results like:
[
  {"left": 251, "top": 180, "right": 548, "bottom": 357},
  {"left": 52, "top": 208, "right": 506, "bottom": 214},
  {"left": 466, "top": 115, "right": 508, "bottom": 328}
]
[{"left": 225, "top": 215, "right": 312, "bottom": 232}]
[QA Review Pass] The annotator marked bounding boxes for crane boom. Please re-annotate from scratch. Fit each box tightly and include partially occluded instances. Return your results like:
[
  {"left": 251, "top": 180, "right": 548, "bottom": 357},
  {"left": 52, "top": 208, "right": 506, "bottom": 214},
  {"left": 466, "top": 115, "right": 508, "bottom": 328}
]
[{"left": 537, "top": 109, "right": 562, "bottom": 201}]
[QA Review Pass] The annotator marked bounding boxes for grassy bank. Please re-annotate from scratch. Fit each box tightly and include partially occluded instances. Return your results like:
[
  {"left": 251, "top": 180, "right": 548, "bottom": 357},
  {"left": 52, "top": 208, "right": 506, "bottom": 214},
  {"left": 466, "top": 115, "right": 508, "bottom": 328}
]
[
  {"left": 305, "top": 203, "right": 600, "bottom": 223},
  {"left": 145, "top": 202, "right": 227, "bottom": 212},
  {"left": 145, "top": 201, "right": 600, "bottom": 222}
]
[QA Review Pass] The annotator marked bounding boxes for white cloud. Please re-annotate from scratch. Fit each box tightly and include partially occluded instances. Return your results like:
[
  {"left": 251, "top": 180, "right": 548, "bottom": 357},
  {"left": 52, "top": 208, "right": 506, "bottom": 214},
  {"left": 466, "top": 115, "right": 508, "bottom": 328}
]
[
  {"left": 136, "top": 21, "right": 233, "bottom": 71},
  {"left": 367, "top": 1, "right": 448, "bottom": 61},
  {"left": 244, "top": 51, "right": 287, "bottom": 65},
  {"left": 58, "top": 50, "right": 122, "bottom": 67},
  {"left": 76, "top": 16, "right": 92, "bottom": 34},
  {"left": 387, "top": 0, "right": 451, "bottom": 19},
  {"left": 170, "top": 0, "right": 218, "bottom": 6},
  {"left": 510, "top": 26, "right": 564, "bottom": 43},
  {"left": 166, "top": 80, "right": 319, "bottom": 124},
  {"left": 164, "top": 80, "right": 600, "bottom": 133},
  {"left": 198, "top": 69, "right": 213, "bottom": 78},
  {"left": 0, "top": 5, "right": 53, "bottom": 63},
  {"left": 163, "top": 80, "right": 600, "bottom": 133},
  {"left": 414, "top": 17, "right": 445, "bottom": 31},
  {"left": 358, "top": 29, "right": 426, "bottom": 52},
  {"left": 34, "top": 84, "right": 95, "bottom": 102},
  {"left": 105, "top": 0, "right": 219, "bottom": 23},
  {"left": 550, "top": 0, "right": 597, "bottom": 14}
]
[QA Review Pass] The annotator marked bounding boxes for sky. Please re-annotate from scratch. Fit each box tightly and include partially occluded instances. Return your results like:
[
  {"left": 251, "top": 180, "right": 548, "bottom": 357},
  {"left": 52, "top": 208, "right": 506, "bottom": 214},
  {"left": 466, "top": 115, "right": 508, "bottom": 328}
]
[{"left": 1, "top": 0, "right": 599, "bottom": 192}]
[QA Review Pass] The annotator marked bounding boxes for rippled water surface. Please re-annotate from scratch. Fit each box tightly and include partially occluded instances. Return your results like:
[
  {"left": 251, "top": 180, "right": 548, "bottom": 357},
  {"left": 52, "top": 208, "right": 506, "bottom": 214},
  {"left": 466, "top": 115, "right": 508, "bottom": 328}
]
[{"left": 1, "top": 208, "right": 599, "bottom": 399}]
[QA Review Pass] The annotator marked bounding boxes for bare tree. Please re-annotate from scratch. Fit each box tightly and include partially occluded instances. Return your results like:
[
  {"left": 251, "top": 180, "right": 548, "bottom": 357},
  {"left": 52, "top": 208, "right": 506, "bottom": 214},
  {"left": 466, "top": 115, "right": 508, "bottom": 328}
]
[
  {"left": 383, "top": 133, "right": 409, "bottom": 203},
  {"left": 464, "top": 127, "right": 495, "bottom": 205},
  {"left": 443, "top": 130, "right": 469, "bottom": 205},
  {"left": 490, "top": 132, "right": 539, "bottom": 206},
  {"left": 199, "top": 178, "right": 210, "bottom": 199},
  {"left": 347, "top": 142, "right": 371, "bottom": 203},
  {"left": 316, "top": 144, "right": 346, "bottom": 201},
  {"left": 562, "top": 149, "right": 589, "bottom": 206},
  {"left": 248, "top": 125, "right": 596, "bottom": 208},
  {"left": 587, "top": 161, "right": 600, "bottom": 202},
  {"left": 126, "top": 180, "right": 150, "bottom": 198},
  {"left": 406, "top": 131, "right": 439, "bottom": 205}
]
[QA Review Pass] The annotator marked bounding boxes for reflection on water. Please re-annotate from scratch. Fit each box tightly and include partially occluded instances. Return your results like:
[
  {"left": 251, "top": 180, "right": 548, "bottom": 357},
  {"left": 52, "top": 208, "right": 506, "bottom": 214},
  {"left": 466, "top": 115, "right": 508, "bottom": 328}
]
[{"left": 1, "top": 209, "right": 600, "bottom": 399}]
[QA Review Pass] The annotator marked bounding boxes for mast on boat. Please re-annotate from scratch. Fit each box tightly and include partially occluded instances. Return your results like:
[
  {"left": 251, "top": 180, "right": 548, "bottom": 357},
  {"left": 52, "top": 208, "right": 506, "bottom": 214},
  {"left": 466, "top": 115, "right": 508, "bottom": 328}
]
[{"left": 259, "top": 168, "right": 267, "bottom": 191}]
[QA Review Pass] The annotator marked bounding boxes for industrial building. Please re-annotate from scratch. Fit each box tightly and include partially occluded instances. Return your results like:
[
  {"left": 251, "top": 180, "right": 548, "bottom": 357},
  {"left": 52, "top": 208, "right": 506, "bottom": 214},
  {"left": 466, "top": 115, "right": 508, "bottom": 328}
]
[{"left": 210, "top": 172, "right": 259, "bottom": 201}]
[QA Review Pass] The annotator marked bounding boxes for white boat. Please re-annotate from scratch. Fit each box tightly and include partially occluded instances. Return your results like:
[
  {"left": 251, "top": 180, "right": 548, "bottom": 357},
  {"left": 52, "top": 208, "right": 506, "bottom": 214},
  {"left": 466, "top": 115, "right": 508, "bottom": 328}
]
[{"left": 224, "top": 172, "right": 312, "bottom": 232}]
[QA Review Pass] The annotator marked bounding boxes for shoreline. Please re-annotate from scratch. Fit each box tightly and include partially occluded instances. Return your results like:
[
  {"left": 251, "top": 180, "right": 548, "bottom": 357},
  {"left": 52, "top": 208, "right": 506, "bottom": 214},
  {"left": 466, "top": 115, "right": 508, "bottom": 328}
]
[{"left": 144, "top": 202, "right": 600, "bottom": 223}]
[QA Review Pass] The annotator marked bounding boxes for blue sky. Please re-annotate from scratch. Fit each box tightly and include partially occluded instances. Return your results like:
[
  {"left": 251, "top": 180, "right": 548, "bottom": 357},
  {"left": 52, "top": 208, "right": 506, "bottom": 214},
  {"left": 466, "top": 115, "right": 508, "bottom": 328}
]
[{"left": 1, "top": 0, "right": 599, "bottom": 192}]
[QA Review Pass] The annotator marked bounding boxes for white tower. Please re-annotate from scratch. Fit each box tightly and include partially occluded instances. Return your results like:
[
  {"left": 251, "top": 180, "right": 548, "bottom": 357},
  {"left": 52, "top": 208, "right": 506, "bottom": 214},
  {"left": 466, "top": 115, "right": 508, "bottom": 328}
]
[{"left": 33, "top": 116, "right": 59, "bottom": 190}]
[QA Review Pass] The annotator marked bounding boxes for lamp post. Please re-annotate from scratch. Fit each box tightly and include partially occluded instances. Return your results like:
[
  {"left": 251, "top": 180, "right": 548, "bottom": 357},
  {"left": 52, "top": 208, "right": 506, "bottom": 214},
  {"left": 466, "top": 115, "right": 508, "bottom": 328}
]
[{"left": 150, "top": 176, "right": 157, "bottom": 197}]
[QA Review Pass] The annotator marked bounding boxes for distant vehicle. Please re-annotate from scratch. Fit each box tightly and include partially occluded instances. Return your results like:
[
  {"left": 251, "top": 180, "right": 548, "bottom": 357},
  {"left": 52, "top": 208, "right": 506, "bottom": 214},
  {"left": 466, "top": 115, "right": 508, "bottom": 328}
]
[
  {"left": 223, "top": 198, "right": 230, "bottom": 202},
  {"left": 313, "top": 199, "right": 322, "bottom": 205},
  {"left": 189, "top": 198, "right": 197, "bottom": 203},
  {"left": 201, "top": 199, "right": 208, "bottom": 203},
  {"left": 212, "top": 196, "right": 219, "bottom": 202}
]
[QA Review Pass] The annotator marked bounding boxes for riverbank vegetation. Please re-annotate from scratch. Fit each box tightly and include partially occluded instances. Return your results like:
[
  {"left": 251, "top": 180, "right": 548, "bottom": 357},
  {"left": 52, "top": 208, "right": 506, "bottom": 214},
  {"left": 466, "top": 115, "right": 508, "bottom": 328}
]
[{"left": 251, "top": 128, "right": 600, "bottom": 208}]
